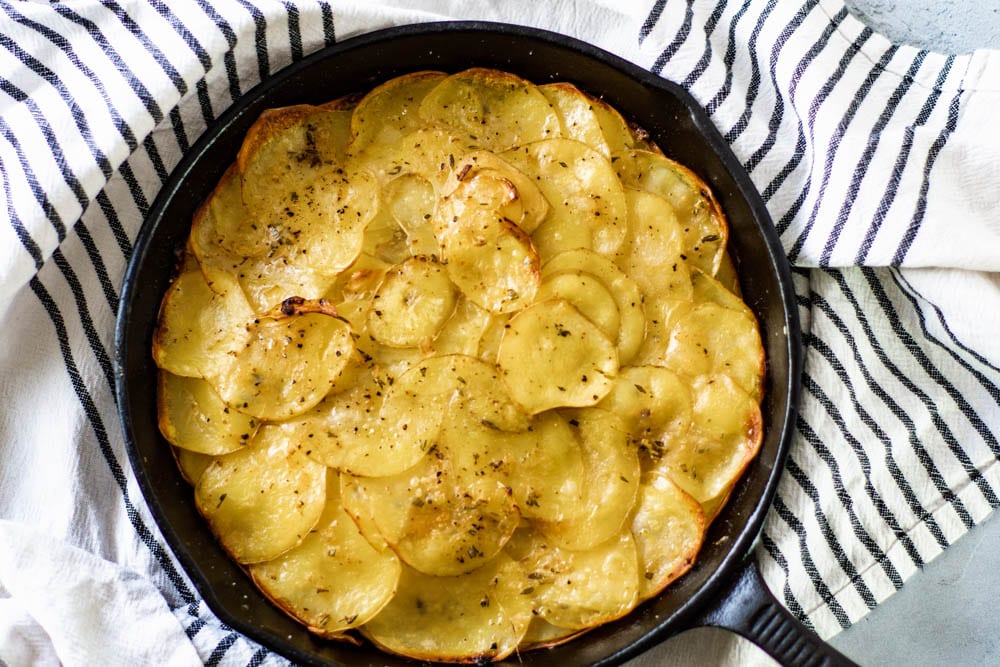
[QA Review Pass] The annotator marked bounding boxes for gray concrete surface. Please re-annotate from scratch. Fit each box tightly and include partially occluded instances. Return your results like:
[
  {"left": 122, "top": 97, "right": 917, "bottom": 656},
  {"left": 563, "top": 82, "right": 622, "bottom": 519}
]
[{"left": 844, "top": 0, "right": 1000, "bottom": 53}]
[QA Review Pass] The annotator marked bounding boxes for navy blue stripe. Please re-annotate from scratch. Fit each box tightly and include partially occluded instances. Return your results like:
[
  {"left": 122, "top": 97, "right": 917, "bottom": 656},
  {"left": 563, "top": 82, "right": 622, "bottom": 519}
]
[
  {"left": 51, "top": 249, "right": 116, "bottom": 392},
  {"left": 71, "top": 223, "right": 119, "bottom": 314},
  {"left": 321, "top": 3, "right": 336, "bottom": 46},
  {"left": 169, "top": 106, "right": 191, "bottom": 155},
  {"left": 892, "top": 88, "right": 962, "bottom": 264},
  {"left": 0, "top": 1, "right": 142, "bottom": 154},
  {"left": 236, "top": 0, "right": 271, "bottom": 82},
  {"left": 894, "top": 271, "right": 1000, "bottom": 380},
  {"left": 722, "top": 0, "right": 779, "bottom": 144},
  {"left": 855, "top": 58, "right": 954, "bottom": 263},
  {"left": 679, "top": 0, "right": 728, "bottom": 90},
  {"left": 196, "top": 78, "right": 217, "bottom": 125},
  {"left": 760, "top": 6, "right": 848, "bottom": 202},
  {"left": 0, "top": 116, "right": 69, "bottom": 240},
  {"left": 829, "top": 270, "right": 986, "bottom": 523},
  {"left": 772, "top": 494, "right": 852, "bottom": 629},
  {"left": 862, "top": 270, "right": 1000, "bottom": 464},
  {"left": 640, "top": 0, "right": 668, "bottom": 42},
  {"left": 760, "top": 533, "right": 815, "bottom": 629},
  {"left": 743, "top": 0, "right": 821, "bottom": 172},
  {"left": 115, "top": 160, "right": 152, "bottom": 231},
  {"left": 799, "top": 356, "right": 926, "bottom": 567},
  {"left": 774, "top": 24, "right": 872, "bottom": 236},
  {"left": 196, "top": 2, "right": 242, "bottom": 104},
  {"left": 205, "top": 632, "right": 239, "bottom": 667},
  {"left": 29, "top": 276, "right": 196, "bottom": 603},
  {"left": 805, "top": 284, "right": 956, "bottom": 547},
  {"left": 50, "top": 1, "right": 171, "bottom": 119},
  {"left": 705, "top": 0, "right": 753, "bottom": 115},
  {"left": 246, "top": 647, "right": 270, "bottom": 667},
  {"left": 142, "top": 133, "right": 171, "bottom": 187},
  {"left": 784, "top": 454, "right": 879, "bottom": 608},
  {"left": 0, "top": 151, "right": 44, "bottom": 269},
  {"left": 184, "top": 617, "right": 206, "bottom": 639},
  {"left": 650, "top": 0, "right": 694, "bottom": 75},
  {"left": 95, "top": 1, "right": 189, "bottom": 97},
  {"left": 0, "top": 68, "right": 94, "bottom": 220},
  {"left": 819, "top": 52, "right": 929, "bottom": 264},
  {"left": 787, "top": 43, "right": 899, "bottom": 261},
  {"left": 94, "top": 190, "right": 134, "bottom": 260},
  {"left": 285, "top": 2, "right": 303, "bottom": 61}
]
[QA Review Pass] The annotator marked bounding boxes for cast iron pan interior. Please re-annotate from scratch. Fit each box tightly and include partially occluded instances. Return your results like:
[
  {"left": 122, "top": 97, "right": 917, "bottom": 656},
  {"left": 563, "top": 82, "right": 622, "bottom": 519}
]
[{"left": 116, "top": 21, "right": 802, "bottom": 666}]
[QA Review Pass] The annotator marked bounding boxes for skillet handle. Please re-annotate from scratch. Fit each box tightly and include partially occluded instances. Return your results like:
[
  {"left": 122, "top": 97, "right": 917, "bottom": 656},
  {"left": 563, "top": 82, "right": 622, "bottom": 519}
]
[{"left": 691, "top": 558, "right": 859, "bottom": 667}]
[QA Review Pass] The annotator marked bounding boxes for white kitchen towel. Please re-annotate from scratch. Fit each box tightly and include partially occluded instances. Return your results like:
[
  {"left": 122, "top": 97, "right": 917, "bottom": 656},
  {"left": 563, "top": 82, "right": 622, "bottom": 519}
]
[{"left": 0, "top": 1, "right": 998, "bottom": 665}]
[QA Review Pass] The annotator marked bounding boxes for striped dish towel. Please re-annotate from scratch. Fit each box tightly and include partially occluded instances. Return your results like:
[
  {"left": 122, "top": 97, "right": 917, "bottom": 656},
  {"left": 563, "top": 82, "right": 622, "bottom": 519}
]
[{"left": 0, "top": 1, "right": 998, "bottom": 665}]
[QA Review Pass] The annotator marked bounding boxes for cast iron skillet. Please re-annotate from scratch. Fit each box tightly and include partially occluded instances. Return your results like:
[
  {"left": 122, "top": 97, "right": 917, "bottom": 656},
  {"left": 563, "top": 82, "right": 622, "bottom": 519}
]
[{"left": 115, "top": 21, "right": 855, "bottom": 667}]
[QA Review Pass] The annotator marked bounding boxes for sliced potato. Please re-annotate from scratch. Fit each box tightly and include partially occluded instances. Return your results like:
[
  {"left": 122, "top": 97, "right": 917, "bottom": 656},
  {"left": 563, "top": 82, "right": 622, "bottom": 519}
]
[
  {"left": 597, "top": 365, "right": 692, "bottom": 451},
  {"left": 171, "top": 446, "right": 214, "bottom": 486},
  {"left": 662, "top": 301, "right": 764, "bottom": 400},
  {"left": 195, "top": 424, "right": 327, "bottom": 564},
  {"left": 498, "top": 299, "right": 618, "bottom": 414},
  {"left": 508, "top": 526, "right": 639, "bottom": 630},
  {"left": 347, "top": 447, "right": 519, "bottom": 576},
  {"left": 349, "top": 71, "right": 448, "bottom": 156},
  {"left": 419, "top": 68, "right": 561, "bottom": 152},
  {"left": 519, "top": 618, "right": 587, "bottom": 651},
  {"left": 691, "top": 266, "right": 752, "bottom": 319},
  {"left": 541, "top": 249, "right": 645, "bottom": 365},
  {"left": 158, "top": 372, "right": 256, "bottom": 455},
  {"left": 249, "top": 471, "right": 401, "bottom": 635},
  {"left": 618, "top": 188, "right": 692, "bottom": 301},
  {"left": 630, "top": 472, "right": 705, "bottom": 600},
  {"left": 362, "top": 555, "right": 532, "bottom": 662},
  {"left": 428, "top": 297, "right": 493, "bottom": 357},
  {"left": 503, "top": 139, "right": 627, "bottom": 259},
  {"left": 363, "top": 126, "right": 469, "bottom": 190},
  {"left": 279, "top": 362, "right": 428, "bottom": 477},
  {"left": 191, "top": 164, "right": 270, "bottom": 265},
  {"left": 152, "top": 269, "right": 252, "bottom": 380},
  {"left": 536, "top": 272, "right": 620, "bottom": 342},
  {"left": 382, "top": 173, "right": 439, "bottom": 256},
  {"left": 540, "top": 82, "right": 611, "bottom": 156},
  {"left": 538, "top": 409, "right": 639, "bottom": 551},
  {"left": 368, "top": 256, "right": 457, "bottom": 348},
  {"left": 590, "top": 95, "right": 635, "bottom": 154},
  {"left": 613, "top": 149, "right": 727, "bottom": 276},
  {"left": 215, "top": 300, "right": 354, "bottom": 421},
  {"left": 435, "top": 188, "right": 541, "bottom": 314},
  {"left": 362, "top": 207, "right": 410, "bottom": 265},
  {"left": 442, "top": 151, "right": 549, "bottom": 234},
  {"left": 647, "top": 374, "right": 762, "bottom": 518}
]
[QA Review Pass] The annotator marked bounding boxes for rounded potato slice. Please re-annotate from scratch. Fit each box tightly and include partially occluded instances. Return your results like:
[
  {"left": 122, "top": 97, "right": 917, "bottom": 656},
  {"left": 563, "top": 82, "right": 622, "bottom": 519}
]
[
  {"left": 613, "top": 149, "right": 728, "bottom": 276},
  {"left": 368, "top": 256, "right": 457, "bottom": 348},
  {"left": 249, "top": 471, "right": 401, "bottom": 636},
  {"left": 662, "top": 301, "right": 764, "bottom": 400},
  {"left": 362, "top": 207, "right": 410, "bottom": 265},
  {"left": 152, "top": 269, "right": 252, "bottom": 380},
  {"left": 362, "top": 555, "right": 532, "bottom": 663},
  {"left": 598, "top": 365, "right": 692, "bottom": 452},
  {"left": 589, "top": 95, "right": 636, "bottom": 155},
  {"left": 508, "top": 526, "right": 639, "bottom": 630},
  {"left": 435, "top": 193, "right": 541, "bottom": 314},
  {"left": 171, "top": 446, "right": 214, "bottom": 486},
  {"left": 349, "top": 71, "right": 448, "bottom": 156},
  {"left": 630, "top": 472, "right": 705, "bottom": 600},
  {"left": 691, "top": 266, "right": 753, "bottom": 319},
  {"left": 419, "top": 68, "right": 561, "bottom": 152},
  {"left": 215, "top": 300, "right": 354, "bottom": 421},
  {"left": 158, "top": 371, "right": 256, "bottom": 455},
  {"left": 279, "top": 362, "right": 428, "bottom": 477},
  {"left": 458, "top": 411, "right": 586, "bottom": 523},
  {"left": 191, "top": 164, "right": 270, "bottom": 263},
  {"left": 348, "top": 446, "right": 520, "bottom": 576},
  {"left": 363, "top": 126, "right": 468, "bottom": 190},
  {"left": 195, "top": 424, "right": 327, "bottom": 564},
  {"left": 518, "top": 618, "right": 587, "bottom": 651},
  {"left": 238, "top": 103, "right": 353, "bottom": 222},
  {"left": 618, "top": 188, "right": 692, "bottom": 301},
  {"left": 382, "top": 173, "right": 439, "bottom": 256},
  {"left": 648, "top": 374, "right": 762, "bottom": 519},
  {"left": 442, "top": 151, "right": 549, "bottom": 234},
  {"left": 536, "top": 272, "right": 620, "bottom": 342},
  {"left": 538, "top": 409, "right": 639, "bottom": 551},
  {"left": 541, "top": 248, "right": 645, "bottom": 365},
  {"left": 502, "top": 138, "right": 627, "bottom": 258},
  {"left": 498, "top": 299, "right": 618, "bottom": 414},
  {"left": 428, "top": 296, "right": 493, "bottom": 357},
  {"left": 539, "top": 82, "right": 611, "bottom": 157}
]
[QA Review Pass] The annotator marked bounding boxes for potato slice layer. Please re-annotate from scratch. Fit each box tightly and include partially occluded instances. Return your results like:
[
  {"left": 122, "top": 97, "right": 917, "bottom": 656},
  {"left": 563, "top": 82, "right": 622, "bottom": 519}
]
[
  {"left": 153, "top": 67, "right": 766, "bottom": 663},
  {"left": 498, "top": 299, "right": 618, "bottom": 414}
]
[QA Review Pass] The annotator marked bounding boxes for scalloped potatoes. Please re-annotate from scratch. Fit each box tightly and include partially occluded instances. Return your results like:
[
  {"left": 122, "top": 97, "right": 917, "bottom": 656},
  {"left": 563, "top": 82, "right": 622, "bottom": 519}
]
[{"left": 152, "top": 68, "right": 764, "bottom": 663}]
